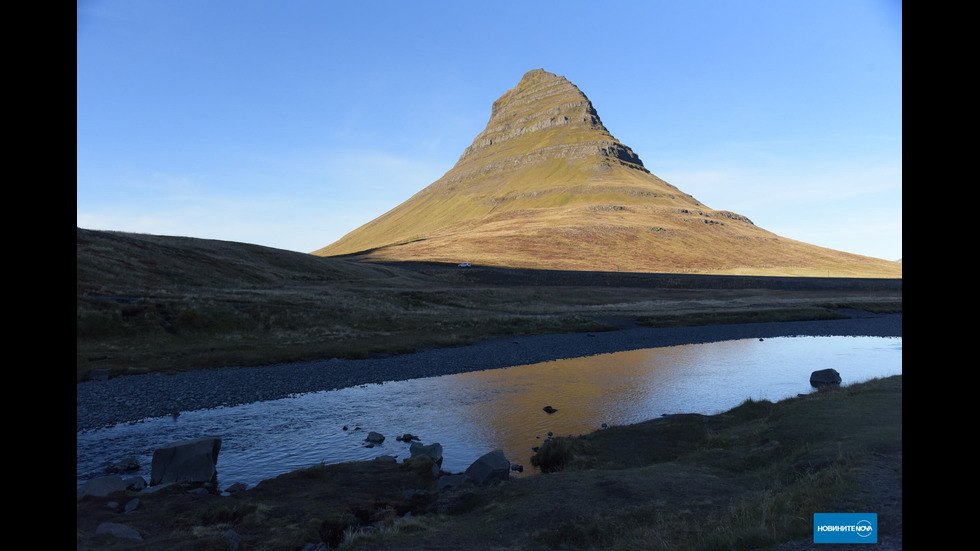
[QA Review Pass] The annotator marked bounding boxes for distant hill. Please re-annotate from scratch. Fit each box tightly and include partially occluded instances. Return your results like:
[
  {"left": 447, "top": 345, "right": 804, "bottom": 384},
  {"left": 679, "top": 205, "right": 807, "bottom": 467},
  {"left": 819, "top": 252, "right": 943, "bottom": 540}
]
[
  {"left": 314, "top": 69, "right": 900, "bottom": 278},
  {"left": 76, "top": 227, "right": 405, "bottom": 296}
]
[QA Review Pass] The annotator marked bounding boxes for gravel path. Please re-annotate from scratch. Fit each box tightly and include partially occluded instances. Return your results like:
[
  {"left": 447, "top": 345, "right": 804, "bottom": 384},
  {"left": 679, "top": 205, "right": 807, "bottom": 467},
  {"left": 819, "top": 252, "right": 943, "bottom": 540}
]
[{"left": 76, "top": 312, "right": 901, "bottom": 432}]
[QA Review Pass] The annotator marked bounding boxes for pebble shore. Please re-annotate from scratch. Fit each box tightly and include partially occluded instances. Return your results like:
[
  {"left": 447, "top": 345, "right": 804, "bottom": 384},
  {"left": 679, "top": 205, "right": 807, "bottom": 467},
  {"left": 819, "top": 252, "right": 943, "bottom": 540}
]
[{"left": 76, "top": 312, "right": 901, "bottom": 432}]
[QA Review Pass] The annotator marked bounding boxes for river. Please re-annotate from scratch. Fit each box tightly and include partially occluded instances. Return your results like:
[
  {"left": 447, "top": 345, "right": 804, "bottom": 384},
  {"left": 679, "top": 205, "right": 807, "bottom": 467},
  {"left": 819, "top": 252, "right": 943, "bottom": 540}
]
[{"left": 76, "top": 335, "right": 901, "bottom": 489}]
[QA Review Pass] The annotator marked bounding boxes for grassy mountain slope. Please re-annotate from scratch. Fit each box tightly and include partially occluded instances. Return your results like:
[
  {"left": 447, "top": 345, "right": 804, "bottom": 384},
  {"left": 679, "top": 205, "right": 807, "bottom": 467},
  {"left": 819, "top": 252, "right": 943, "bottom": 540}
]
[{"left": 314, "top": 69, "right": 901, "bottom": 278}]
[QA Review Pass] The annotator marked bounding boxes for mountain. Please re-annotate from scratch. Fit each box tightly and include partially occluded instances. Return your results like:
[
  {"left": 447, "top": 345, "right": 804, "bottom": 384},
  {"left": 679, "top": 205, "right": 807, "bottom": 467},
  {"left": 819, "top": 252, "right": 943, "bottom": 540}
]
[{"left": 314, "top": 69, "right": 900, "bottom": 278}]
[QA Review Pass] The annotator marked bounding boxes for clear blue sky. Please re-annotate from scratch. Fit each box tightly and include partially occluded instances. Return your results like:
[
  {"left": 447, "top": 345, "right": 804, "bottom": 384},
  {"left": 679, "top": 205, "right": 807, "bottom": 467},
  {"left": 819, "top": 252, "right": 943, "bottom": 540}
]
[{"left": 77, "top": 0, "right": 902, "bottom": 261}]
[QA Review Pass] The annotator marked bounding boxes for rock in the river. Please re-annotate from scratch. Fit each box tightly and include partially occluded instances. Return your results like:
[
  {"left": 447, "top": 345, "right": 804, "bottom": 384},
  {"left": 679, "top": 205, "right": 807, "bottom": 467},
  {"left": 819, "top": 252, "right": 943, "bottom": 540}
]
[
  {"left": 106, "top": 456, "right": 140, "bottom": 473},
  {"left": 150, "top": 437, "right": 222, "bottom": 486},
  {"left": 809, "top": 368, "right": 842, "bottom": 387},
  {"left": 365, "top": 431, "right": 386, "bottom": 444}
]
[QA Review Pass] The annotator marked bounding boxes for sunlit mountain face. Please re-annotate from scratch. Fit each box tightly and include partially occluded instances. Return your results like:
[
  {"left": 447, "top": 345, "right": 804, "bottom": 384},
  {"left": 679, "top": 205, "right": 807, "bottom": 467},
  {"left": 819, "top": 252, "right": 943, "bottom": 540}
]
[{"left": 314, "top": 69, "right": 901, "bottom": 278}]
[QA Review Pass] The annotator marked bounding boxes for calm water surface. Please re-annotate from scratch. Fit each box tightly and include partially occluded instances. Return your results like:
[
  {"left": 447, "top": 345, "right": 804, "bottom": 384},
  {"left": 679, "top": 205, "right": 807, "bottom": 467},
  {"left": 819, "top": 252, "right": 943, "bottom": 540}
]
[{"left": 76, "top": 336, "right": 901, "bottom": 489}]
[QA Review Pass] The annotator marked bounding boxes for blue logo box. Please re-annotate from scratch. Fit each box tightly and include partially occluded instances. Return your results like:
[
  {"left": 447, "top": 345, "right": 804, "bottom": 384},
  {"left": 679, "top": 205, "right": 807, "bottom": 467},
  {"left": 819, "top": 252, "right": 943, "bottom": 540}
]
[{"left": 814, "top": 513, "right": 877, "bottom": 543}]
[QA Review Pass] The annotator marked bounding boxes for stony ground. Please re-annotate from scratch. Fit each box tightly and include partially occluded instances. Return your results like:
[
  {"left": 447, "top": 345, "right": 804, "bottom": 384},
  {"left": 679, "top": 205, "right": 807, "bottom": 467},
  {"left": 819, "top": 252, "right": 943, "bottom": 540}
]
[{"left": 76, "top": 369, "right": 903, "bottom": 551}]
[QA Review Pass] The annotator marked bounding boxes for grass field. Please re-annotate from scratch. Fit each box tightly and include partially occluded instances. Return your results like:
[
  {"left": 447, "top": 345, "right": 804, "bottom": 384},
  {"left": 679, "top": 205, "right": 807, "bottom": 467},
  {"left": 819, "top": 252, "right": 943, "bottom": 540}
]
[{"left": 77, "top": 228, "right": 901, "bottom": 381}]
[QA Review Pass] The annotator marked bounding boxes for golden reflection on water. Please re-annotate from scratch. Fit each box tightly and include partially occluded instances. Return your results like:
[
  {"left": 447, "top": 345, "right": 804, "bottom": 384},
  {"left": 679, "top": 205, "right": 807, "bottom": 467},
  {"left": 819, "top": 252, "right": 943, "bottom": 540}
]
[
  {"left": 428, "top": 344, "right": 721, "bottom": 470},
  {"left": 423, "top": 338, "right": 813, "bottom": 472}
]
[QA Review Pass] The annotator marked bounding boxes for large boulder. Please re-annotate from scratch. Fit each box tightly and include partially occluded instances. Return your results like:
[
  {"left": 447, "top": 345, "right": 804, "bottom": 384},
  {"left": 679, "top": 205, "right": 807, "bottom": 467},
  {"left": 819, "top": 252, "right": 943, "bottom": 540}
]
[
  {"left": 410, "top": 442, "right": 443, "bottom": 466},
  {"left": 809, "top": 368, "right": 842, "bottom": 387},
  {"left": 410, "top": 442, "right": 444, "bottom": 477},
  {"left": 150, "top": 437, "right": 221, "bottom": 486},
  {"left": 464, "top": 450, "right": 511, "bottom": 485}
]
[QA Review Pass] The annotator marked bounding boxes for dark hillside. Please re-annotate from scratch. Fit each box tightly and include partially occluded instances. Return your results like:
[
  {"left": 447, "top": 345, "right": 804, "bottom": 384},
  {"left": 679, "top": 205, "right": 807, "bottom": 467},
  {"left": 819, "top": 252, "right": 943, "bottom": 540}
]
[{"left": 77, "top": 227, "right": 901, "bottom": 381}]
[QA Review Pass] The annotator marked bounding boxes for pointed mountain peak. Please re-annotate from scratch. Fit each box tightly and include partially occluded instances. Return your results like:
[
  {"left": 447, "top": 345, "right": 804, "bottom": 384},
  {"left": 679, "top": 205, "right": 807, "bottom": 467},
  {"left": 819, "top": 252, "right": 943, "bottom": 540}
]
[
  {"left": 313, "top": 70, "right": 901, "bottom": 278},
  {"left": 455, "top": 69, "right": 645, "bottom": 171},
  {"left": 518, "top": 67, "right": 555, "bottom": 82},
  {"left": 491, "top": 68, "right": 585, "bottom": 119}
]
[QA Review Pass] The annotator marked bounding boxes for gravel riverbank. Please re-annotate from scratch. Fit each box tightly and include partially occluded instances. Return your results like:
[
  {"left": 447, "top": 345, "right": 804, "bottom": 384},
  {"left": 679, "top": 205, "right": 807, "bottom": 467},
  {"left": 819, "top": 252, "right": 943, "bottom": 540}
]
[{"left": 76, "top": 312, "right": 901, "bottom": 432}]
